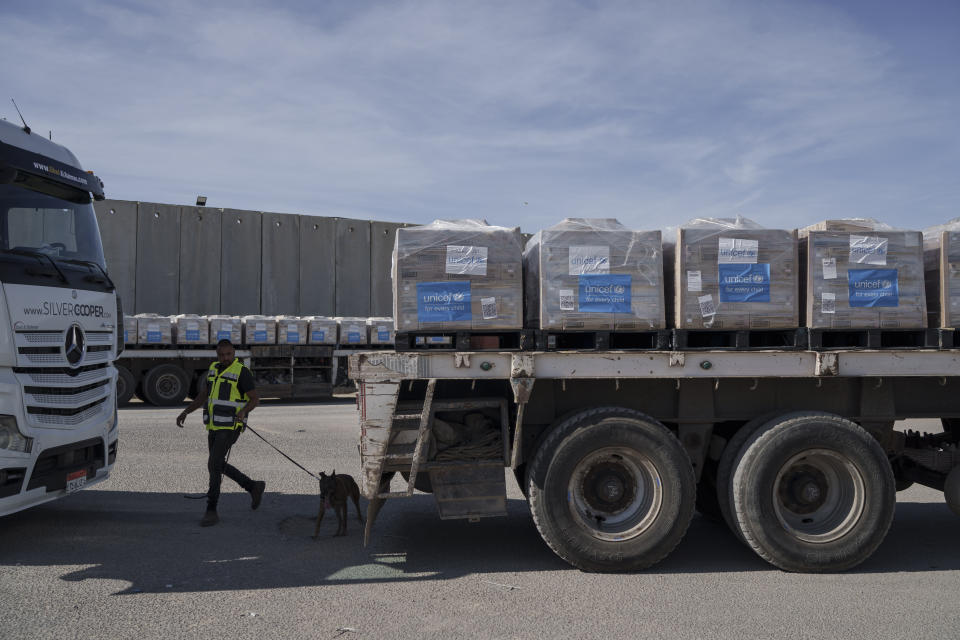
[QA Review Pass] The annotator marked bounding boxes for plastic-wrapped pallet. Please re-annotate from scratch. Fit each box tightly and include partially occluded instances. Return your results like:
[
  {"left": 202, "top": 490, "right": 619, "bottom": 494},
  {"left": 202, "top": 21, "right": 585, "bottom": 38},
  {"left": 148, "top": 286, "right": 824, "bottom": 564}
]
[
  {"left": 241, "top": 315, "right": 277, "bottom": 345},
  {"left": 123, "top": 316, "right": 138, "bottom": 344},
  {"left": 922, "top": 219, "right": 960, "bottom": 328},
  {"left": 367, "top": 317, "right": 395, "bottom": 344},
  {"left": 523, "top": 218, "right": 664, "bottom": 330},
  {"left": 337, "top": 317, "right": 369, "bottom": 345},
  {"left": 800, "top": 219, "right": 926, "bottom": 328},
  {"left": 672, "top": 217, "right": 798, "bottom": 329},
  {"left": 305, "top": 316, "right": 337, "bottom": 344},
  {"left": 393, "top": 219, "right": 524, "bottom": 331},
  {"left": 276, "top": 316, "right": 307, "bottom": 345},
  {"left": 135, "top": 313, "right": 174, "bottom": 344},
  {"left": 208, "top": 315, "right": 242, "bottom": 344},
  {"left": 173, "top": 314, "right": 210, "bottom": 344}
]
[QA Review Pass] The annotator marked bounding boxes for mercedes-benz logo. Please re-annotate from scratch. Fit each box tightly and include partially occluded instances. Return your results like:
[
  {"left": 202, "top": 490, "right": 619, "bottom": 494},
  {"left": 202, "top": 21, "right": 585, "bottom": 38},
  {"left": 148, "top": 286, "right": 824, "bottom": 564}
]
[{"left": 65, "top": 324, "right": 86, "bottom": 366}]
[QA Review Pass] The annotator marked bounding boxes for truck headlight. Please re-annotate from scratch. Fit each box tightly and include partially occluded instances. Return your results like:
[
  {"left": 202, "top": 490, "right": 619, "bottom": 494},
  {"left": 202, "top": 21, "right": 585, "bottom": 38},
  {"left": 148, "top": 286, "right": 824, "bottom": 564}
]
[{"left": 0, "top": 415, "right": 33, "bottom": 453}]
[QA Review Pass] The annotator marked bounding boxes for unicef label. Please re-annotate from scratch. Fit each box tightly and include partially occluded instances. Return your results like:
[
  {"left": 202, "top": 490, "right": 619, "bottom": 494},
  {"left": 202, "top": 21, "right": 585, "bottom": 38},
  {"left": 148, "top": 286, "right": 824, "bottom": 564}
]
[
  {"left": 578, "top": 274, "right": 631, "bottom": 313},
  {"left": 718, "top": 263, "right": 770, "bottom": 303},
  {"left": 311, "top": 329, "right": 326, "bottom": 342},
  {"left": 849, "top": 235, "right": 888, "bottom": 266},
  {"left": 717, "top": 237, "right": 759, "bottom": 264},
  {"left": 445, "top": 246, "right": 487, "bottom": 276},
  {"left": 568, "top": 246, "right": 610, "bottom": 275},
  {"left": 848, "top": 268, "right": 898, "bottom": 307},
  {"left": 417, "top": 281, "right": 472, "bottom": 322},
  {"left": 285, "top": 329, "right": 299, "bottom": 343}
]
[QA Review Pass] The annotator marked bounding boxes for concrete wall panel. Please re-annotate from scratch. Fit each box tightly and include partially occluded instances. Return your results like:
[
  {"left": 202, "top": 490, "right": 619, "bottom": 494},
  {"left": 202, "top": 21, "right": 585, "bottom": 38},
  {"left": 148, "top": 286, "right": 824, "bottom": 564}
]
[
  {"left": 261, "top": 212, "right": 300, "bottom": 315},
  {"left": 335, "top": 218, "right": 371, "bottom": 316},
  {"left": 220, "top": 208, "right": 262, "bottom": 315},
  {"left": 179, "top": 206, "right": 222, "bottom": 315},
  {"left": 299, "top": 215, "right": 336, "bottom": 315},
  {"left": 94, "top": 200, "right": 137, "bottom": 312},
  {"left": 135, "top": 202, "right": 180, "bottom": 314},
  {"left": 370, "top": 221, "right": 406, "bottom": 316}
]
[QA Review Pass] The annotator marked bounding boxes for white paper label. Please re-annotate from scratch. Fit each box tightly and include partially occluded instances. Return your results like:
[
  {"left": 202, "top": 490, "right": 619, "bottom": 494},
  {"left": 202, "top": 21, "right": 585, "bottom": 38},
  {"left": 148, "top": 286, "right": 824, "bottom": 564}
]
[
  {"left": 446, "top": 245, "right": 488, "bottom": 276},
  {"left": 822, "top": 258, "right": 838, "bottom": 280},
  {"left": 148, "top": 323, "right": 159, "bottom": 332},
  {"left": 698, "top": 294, "right": 717, "bottom": 317},
  {"left": 687, "top": 270, "right": 702, "bottom": 292},
  {"left": 187, "top": 321, "right": 199, "bottom": 330},
  {"left": 559, "top": 289, "right": 575, "bottom": 311},
  {"left": 849, "top": 235, "right": 888, "bottom": 265},
  {"left": 568, "top": 246, "right": 610, "bottom": 275},
  {"left": 222, "top": 323, "right": 232, "bottom": 331},
  {"left": 822, "top": 292, "right": 836, "bottom": 314},
  {"left": 718, "top": 237, "right": 759, "bottom": 264},
  {"left": 480, "top": 296, "right": 497, "bottom": 319},
  {"left": 256, "top": 322, "right": 266, "bottom": 331}
]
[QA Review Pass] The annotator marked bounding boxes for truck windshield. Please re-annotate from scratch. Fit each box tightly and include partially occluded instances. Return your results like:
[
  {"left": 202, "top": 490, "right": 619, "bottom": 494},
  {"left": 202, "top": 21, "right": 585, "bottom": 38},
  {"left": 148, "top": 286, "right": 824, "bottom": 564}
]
[{"left": 0, "top": 184, "right": 106, "bottom": 269}]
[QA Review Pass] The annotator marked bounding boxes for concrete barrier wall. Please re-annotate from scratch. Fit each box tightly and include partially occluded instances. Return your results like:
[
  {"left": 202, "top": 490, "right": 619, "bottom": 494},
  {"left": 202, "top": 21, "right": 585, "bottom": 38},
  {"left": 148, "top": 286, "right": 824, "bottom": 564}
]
[{"left": 94, "top": 199, "right": 403, "bottom": 317}]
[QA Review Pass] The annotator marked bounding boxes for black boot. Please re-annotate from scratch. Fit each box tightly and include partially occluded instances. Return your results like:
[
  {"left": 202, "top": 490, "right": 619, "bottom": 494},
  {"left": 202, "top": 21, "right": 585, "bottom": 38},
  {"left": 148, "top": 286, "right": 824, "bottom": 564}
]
[
  {"left": 200, "top": 510, "right": 219, "bottom": 527},
  {"left": 250, "top": 481, "right": 266, "bottom": 510}
]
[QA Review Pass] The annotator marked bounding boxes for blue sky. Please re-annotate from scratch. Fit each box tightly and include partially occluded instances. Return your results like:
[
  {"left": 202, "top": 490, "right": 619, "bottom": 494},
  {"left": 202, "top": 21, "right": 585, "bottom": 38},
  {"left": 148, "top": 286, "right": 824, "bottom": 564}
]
[{"left": 2, "top": 0, "right": 957, "bottom": 231}]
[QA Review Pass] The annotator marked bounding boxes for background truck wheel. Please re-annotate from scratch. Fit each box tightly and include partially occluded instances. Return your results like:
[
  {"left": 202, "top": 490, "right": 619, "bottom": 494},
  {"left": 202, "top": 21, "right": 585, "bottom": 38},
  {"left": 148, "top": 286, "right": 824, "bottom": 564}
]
[
  {"left": 731, "top": 412, "right": 896, "bottom": 572},
  {"left": 526, "top": 407, "right": 695, "bottom": 572},
  {"left": 142, "top": 364, "right": 189, "bottom": 406},
  {"left": 715, "top": 411, "right": 782, "bottom": 541},
  {"left": 115, "top": 366, "right": 136, "bottom": 407}
]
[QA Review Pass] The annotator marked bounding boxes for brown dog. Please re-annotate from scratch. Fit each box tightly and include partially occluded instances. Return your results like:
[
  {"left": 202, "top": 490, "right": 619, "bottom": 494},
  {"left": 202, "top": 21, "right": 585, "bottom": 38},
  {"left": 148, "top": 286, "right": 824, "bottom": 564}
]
[{"left": 314, "top": 470, "right": 364, "bottom": 538}]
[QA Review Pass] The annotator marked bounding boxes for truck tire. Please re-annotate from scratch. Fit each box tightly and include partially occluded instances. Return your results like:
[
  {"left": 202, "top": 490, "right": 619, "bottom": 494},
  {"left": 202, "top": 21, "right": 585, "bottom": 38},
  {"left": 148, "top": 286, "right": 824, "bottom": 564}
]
[
  {"left": 115, "top": 366, "right": 136, "bottom": 407},
  {"left": 731, "top": 412, "right": 896, "bottom": 572},
  {"left": 142, "top": 364, "right": 189, "bottom": 407},
  {"left": 715, "top": 411, "right": 782, "bottom": 541},
  {"left": 526, "top": 407, "right": 695, "bottom": 572}
]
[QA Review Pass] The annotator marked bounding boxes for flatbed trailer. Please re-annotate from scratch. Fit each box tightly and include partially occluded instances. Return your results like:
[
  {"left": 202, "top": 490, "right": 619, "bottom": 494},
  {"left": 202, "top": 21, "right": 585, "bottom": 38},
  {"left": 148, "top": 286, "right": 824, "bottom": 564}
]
[{"left": 350, "top": 347, "right": 960, "bottom": 573}]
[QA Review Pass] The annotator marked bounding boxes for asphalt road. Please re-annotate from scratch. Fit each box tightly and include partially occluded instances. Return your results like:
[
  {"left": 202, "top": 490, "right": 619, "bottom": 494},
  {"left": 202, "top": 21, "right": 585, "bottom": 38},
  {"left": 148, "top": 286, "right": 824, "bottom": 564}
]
[{"left": 1, "top": 403, "right": 958, "bottom": 640}]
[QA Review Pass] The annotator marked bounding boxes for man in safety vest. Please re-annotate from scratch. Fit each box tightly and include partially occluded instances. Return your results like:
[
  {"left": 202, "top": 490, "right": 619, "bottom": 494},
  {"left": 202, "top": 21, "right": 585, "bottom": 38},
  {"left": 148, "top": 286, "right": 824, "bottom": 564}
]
[{"left": 177, "top": 339, "right": 265, "bottom": 526}]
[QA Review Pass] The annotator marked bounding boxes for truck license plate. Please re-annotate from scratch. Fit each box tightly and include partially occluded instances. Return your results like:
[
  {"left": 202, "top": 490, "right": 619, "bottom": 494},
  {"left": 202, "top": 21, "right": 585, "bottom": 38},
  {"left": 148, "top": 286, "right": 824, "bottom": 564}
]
[{"left": 66, "top": 469, "right": 87, "bottom": 493}]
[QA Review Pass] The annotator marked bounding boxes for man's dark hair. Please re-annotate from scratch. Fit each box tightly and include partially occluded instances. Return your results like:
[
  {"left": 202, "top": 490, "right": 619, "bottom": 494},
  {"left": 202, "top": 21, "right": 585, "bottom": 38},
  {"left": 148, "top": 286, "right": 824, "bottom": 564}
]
[{"left": 216, "top": 339, "right": 234, "bottom": 349}]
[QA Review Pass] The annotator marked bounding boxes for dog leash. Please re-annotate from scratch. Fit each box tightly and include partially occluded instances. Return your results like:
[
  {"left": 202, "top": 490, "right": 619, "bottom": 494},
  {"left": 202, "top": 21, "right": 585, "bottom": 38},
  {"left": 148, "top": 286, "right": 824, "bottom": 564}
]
[{"left": 245, "top": 423, "right": 321, "bottom": 481}]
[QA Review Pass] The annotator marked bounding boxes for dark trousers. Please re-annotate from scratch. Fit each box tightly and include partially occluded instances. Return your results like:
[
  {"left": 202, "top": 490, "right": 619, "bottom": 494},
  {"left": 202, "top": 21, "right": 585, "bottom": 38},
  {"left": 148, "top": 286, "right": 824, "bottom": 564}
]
[{"left": 207, "top": 428, "right": 254, "bottom": 510}]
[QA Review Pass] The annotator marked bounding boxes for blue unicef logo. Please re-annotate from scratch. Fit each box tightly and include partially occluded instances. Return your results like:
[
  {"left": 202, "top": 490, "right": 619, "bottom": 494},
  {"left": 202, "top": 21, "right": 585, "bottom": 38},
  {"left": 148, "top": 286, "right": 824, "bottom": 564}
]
[
  {"left": 752, "top": 273, "right": 765, "bottom": 283},
  {"left": 613, "top": 285, "right": 625, "bottom": 294},
  {"left": 452, "top": 292, "right": 466, "bottom": 302},
  {"left": 881, "top": 280, "right": 892, "bottom": 289}
]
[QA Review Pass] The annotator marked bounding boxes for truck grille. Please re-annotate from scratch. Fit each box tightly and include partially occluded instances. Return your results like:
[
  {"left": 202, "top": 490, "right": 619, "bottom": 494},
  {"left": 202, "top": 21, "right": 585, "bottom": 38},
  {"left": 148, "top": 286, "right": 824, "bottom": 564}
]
[
  {"left": 28, "top": 399, "right": 109, "bottom": 426},
  {"left": 14, "top": 331, "right": 114, "bottom": 368}
]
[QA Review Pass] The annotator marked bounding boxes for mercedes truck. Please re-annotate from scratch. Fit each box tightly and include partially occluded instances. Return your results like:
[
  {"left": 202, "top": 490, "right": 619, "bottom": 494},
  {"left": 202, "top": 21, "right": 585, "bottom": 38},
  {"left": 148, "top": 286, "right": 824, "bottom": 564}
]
[{"left": 0, "top": 117, "right": 119, "bottom": 516}]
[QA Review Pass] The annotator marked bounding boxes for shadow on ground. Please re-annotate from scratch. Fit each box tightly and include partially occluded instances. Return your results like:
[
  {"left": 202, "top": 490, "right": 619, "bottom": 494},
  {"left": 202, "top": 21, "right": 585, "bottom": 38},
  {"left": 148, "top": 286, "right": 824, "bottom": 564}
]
[{"left": 1, "top": 490, "right": 956, "bottom": 594}]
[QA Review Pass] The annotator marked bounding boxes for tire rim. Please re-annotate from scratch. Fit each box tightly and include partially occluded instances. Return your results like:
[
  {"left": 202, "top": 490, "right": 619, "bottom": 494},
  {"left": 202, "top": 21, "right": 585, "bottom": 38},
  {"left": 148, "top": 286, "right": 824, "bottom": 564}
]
[
  {"left": 154, "top": 374, "right": 183, "bottom": 400},
  {"left": 567, "top": 447, "right": 663, "bottom": 542},
  {"left": 772, "top": 449, "right": 865, "bottom": 543}
]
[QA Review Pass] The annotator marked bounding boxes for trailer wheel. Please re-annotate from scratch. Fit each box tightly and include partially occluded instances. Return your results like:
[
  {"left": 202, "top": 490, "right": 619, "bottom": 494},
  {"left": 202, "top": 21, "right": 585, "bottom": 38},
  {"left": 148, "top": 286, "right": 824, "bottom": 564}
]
[
  {"left": 115, "top": 366, "right": 136, "bottom": 407},
  {"left": 715, "top": 411, "right": 782, "bottom": 541},
  {"left": 731, "top": 412, "right": 895, "bottom": 572},
  {"left": 527, "top": 407, "right": 695, "bottom": 572},
  {"left": 142, "top": 364, "right": 189, "bottom": 406}
]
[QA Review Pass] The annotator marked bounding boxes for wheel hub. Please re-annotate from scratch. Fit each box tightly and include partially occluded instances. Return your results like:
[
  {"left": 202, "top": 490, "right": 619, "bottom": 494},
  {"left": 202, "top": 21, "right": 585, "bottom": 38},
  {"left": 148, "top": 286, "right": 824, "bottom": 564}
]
[
  {"left": 778, "top": 464, "right": 828, "bottom": 515},
  {"left": 583, "top": 462, "right": 636, "bottom": 513}
]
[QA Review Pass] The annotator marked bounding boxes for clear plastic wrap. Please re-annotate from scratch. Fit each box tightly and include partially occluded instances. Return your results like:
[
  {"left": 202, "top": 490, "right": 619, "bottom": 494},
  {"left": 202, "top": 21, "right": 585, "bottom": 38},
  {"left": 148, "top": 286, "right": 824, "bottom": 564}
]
[
  {"left": 303, "top": 316, "right": 338, "bottom": 344},
  {"left": 208, "top": 315, "right": 243, "bottom": 344},
  {"left": 367, "top": 317, "right": 395, "bottom": 344},
  {"left": 123, "top": 315, "right": 138, "bottom": 344},
  {"left": 922, "top": 218, "right": 960, "bottom": 328},
  {"left": 135, "top": 313, "right": 174, "bottom": 344},
  {"left": 393, "top": 219, "right": 524, "bottom": 331},
  {"left": 276, "top": 315, "right": 307, "bottom": 345},
  {"left": 173, "top": 314, "right": 210, "bottom": 345},
  {"left": 674, "top": 217, "right": 798, "bottom": 329},
  {"left": 523, "top": 218, "right": 664, "bottom": 330},
  {"left": 336, "top": 317, "right": 369, "bottom": 345},
  {"left": 241, "top": 315, "right": 277, "bottom": 345},
  {"left": 801, "top": 219, "right": 926, "bottom": 329}
]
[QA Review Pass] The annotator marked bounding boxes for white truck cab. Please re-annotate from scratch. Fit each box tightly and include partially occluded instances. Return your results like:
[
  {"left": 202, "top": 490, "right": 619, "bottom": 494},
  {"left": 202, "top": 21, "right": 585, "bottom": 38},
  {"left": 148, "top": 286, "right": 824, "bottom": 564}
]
[{"left": 0, "top": 118, "right": 120, "bottom": 516}]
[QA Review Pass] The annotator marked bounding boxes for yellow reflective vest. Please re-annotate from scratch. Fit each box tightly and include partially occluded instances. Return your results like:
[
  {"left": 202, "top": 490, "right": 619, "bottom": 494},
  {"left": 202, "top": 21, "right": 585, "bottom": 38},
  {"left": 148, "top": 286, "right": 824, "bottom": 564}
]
[{"left": 203, "top": 359, "right": 249, "bottom": 430}]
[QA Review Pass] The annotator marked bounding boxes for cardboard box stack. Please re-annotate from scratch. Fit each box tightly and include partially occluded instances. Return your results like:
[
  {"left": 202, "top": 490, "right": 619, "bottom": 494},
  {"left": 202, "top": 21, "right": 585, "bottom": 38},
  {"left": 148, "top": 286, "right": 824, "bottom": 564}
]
[
  {"left": 923, "top": 219, "right": 960, "bottom": 328},
  {"left": 800, "top": 219, "right": 926, "bottom": 329},
  {"left": 673, "top": 217, "right": 799, "bottom": 329},
  {"left": 277, "top": 316, "right": 307, "bottom": 345},
  {"left": 337, "top": 317, "right": 369, "bottom": 345},
  {"left": 305, "top": 316, "right": 338, "bottom": 344},
  {"left": 241, "top": 315, "right": 277, "bottom": 344},
  {"left": 393, "top": 220, "right": 524, "bottom": 332},
  {"left": 173, "top": 314, "right": 210, "bottom": 344},
  {"left": 523, "top": 218, "right": 664, "bottom": 330},
  {"left": 123, "top": 316, "right": 138, "bottom": 344},
  {"left": 209, "top": 316, "right": 242, "bottom": 344},
  {"left": 367, "top": 317, "right": 395, "bottom": 344},
  {"left": 135, "top": 313, "right": 174, "bottom": 344}
]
